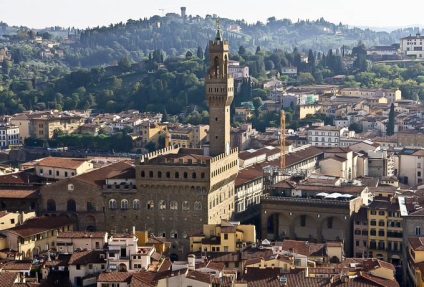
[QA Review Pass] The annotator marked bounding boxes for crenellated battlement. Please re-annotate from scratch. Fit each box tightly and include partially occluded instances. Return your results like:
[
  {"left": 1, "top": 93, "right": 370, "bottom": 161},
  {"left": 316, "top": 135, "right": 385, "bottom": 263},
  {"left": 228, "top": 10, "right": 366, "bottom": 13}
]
[
  {"left": 139, "top": 145, "right": 180, "bottom": 164},
  {"left": 210, "top": 148, "right": 238, "bottom": 164}
]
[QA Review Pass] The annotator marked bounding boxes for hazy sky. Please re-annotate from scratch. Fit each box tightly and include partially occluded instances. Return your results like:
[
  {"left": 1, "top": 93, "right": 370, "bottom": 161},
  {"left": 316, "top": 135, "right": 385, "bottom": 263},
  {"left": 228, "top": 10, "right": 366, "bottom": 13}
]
[{"left": 2, "top": 0, "right": 424, "bottom": 30}]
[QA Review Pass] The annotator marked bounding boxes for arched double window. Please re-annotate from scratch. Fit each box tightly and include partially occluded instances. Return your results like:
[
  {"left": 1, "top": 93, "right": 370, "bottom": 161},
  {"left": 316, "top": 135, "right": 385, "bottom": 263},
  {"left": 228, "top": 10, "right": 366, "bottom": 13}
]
[
  {"left": 170, "top": 201, "right": 178, "bottom": 210},
  {"left": 146, "top": 200, "right": 154, "bottom": 210},
  {"left": 121, "top": 199, "right": 129, "bottom": 209},
  {"left": 133, "top": 199, "right": 140, "bottom": 210},
  {"left": 159, "top": 200, "right": 166, "bottom": 210},
  {"left": 109, "top": 199, "right": 117, "bottom": 209},
  {"left": 182, "top": 201, "right": 190, "bottom": 211}
]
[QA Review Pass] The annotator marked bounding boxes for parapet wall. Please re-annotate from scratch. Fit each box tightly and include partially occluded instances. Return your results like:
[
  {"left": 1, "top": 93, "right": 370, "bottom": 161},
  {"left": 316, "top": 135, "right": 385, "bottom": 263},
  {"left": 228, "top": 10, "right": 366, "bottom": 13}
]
[{"left": 139, "top": 145, "right": 180, "bottom": 164}]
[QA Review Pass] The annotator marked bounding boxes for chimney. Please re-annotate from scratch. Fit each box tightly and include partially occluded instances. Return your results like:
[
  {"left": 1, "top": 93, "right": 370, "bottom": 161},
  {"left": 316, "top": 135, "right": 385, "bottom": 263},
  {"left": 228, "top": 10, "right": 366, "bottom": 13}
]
[
  {"left": 188, "top": 254, "right": 196, "bottom": 270},
  {"left": 132, "top": 226, "right": 136, "bottom": 236}
]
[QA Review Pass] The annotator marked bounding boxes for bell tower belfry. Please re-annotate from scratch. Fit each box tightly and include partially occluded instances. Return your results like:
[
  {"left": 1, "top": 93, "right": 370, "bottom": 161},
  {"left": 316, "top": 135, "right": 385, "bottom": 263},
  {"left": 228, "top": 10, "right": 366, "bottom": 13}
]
[{"left": 206, "top": 22, "right": 234, "bottom": 157}]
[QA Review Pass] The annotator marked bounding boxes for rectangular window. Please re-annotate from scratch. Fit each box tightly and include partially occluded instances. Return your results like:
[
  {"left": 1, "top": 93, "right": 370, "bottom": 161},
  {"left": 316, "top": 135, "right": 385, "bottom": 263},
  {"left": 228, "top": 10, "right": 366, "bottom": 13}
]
[
  {"left": 416, "top": 226, "right": 421, "bottom": 236},
  {"left": 224, "top": 234, "right": 228, "bottom": 240},
  {"left": 56, "top": 171, "right": 59, "bottom": 176}
]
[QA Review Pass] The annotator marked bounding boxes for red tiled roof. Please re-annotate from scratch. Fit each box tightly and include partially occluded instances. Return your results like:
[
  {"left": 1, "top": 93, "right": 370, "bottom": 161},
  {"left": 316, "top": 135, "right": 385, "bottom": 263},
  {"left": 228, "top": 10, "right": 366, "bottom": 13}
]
[
  {"left": 98, "top": 272, "right": 132, "bottom": 283},
  {"left": 409, "top": 237, "right": 424, "bottom": 251},
  {"left": 73, "top": 161, "right": 135, "bottom": 186},
  {"left": 186, "top": 270, "right": 213, "bottom": 284},
  {"left": 0, "top": 188, "right": 39, "bottom": 199},
  {"left": 6, "top": 216, "right": 75, "bottom": 238},
  {"left": 68, "top": 250, "right": 106, "bottom": 265},
  {"left": 36, "top": 157, "right": 89, "bottom": 169},
  {"left": 0, "top": 272, "right": 18, "bottom": 287},
  {"left": 2, "top": 260, "right": 32, "bottom": 270},
  {"left": 0, "top": 171, "right": 41, "bottom": 184}
]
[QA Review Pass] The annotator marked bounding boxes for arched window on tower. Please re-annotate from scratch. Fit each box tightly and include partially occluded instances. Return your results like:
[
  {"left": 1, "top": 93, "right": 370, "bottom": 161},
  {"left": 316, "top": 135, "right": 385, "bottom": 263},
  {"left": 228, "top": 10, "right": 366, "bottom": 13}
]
[
  {"left": 182, "top": 201, "right": 190, "bottom": 211},
  {"left": 133, "top": 199, "right": 140, "bottom": 210},
  {"left": 159, "top": 200, "right": 166, "bottom": 210},
  {"left": 147, "top": 200, "right": 154, "bottom": 210},
  {"left": 109, "top": 199, "right": 117, "bottom": 209},
  {"left": 214, "top": 56, "right": 219, "bottom": 76},
  {"left": 170, "top": 201, "right": 178, "bottom": 210},
  {"left": 121, "top": 199, "right": 129, "bottom": 209}
]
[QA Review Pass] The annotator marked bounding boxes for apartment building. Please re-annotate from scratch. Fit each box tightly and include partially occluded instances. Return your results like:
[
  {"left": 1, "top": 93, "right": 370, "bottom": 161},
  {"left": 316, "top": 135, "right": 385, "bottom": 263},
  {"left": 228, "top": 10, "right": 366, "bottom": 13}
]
[
  {"left": 1, "top": 216, "right": 75, "bottom": 259},
  {"left": 29, "top": 113, "right": 84, "bottom": 140},
  {"left": 401, "top": 33, "right": 424, "bottom": 59},
  {"left": 189, "top": 219, "right": 255, "bottom": 253},
  {"left": 0, "top": 125, "right": 19, "bottom": 148},
  {"left": 307, "top": 126, "right": 347, "bottom": 147}
]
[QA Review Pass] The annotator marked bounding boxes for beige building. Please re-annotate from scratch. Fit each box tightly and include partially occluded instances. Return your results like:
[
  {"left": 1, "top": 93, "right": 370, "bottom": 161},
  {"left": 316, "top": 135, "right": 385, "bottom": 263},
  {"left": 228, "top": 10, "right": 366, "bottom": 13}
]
[
  {"left": 299, "top": 104, "right": 322, "bottom": 119},
  {"left": 407, "top": 237, "right": 424, "bottom": 287},
  {"left": 29, "top": 113, "right": 84, "bottom": 140},
  {"left": 189, "top": 219, "right": 255, "bottom": 253},
  {"left": 169, "top": 124, "right": 209, "bottom": 148},
  {"left": 56, "top": 231, "right": 108, "bottom": 254},
  {"left": 339, "top": 88, "right": 401, "bottom": 104},
  {"left": 0, "top": 211, "right": 36, "bottom": 231},
  {"left": 1, "top": 216, "right": 75, "bottom": 259},
  {"left": 32, "top": 157, "right": 93, "bottom": 179},
  {"left": 397, "top": 130, "right": 424, "bottom": 147}
]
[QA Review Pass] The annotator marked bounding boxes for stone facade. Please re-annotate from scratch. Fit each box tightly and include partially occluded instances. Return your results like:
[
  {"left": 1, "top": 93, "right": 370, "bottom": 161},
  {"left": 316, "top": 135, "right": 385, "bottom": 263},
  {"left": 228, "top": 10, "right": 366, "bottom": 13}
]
[{"left": 206, "top": 29, "right": 234, "bottom": 157}]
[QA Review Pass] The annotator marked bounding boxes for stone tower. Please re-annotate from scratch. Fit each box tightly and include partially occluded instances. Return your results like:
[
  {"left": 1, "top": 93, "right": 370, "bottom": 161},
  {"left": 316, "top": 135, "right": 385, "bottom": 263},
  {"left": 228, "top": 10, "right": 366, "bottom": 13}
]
[{"left": 206, "top": 26, "right": 234, "bottom": 157}]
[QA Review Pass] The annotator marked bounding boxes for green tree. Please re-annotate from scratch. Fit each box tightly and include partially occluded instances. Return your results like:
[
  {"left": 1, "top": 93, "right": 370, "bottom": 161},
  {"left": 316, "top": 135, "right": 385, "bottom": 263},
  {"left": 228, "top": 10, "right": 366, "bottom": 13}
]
[
  {"left": 387, "top": 103, "right": 395, "bottom": 136},
  {"left": 238, "top": 46, "right": 246, "bottom": 56},
  {"left": 196, "top": 47, "right": 204, "bottom": 59},
  {"left": 348, "top": 122, "right": 363, "bottom": 133},
  {"left": 252, "top": 97, "right": 263, "bottom": 118}
]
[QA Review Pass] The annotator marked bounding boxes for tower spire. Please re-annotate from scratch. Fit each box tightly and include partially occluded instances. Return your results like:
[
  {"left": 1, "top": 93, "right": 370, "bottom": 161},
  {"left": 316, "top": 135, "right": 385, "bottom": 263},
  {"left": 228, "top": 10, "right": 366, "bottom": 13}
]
[{"left": 215, "top": 18, "right": 222, "bottom": 41}]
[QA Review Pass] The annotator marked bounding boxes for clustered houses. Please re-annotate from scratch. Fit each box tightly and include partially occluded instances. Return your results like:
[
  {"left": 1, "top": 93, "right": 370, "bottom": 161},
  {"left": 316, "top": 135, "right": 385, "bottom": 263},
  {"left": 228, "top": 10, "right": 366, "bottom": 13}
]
[{"left": 2, "top": 28, "right": 424, "bottom": 287}]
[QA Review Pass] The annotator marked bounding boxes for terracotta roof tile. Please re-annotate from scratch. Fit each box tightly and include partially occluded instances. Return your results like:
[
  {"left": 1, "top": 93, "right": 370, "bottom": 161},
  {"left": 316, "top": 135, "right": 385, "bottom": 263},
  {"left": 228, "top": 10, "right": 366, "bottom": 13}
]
[
  {"left": 74, "top": 161, "right": 134, "bottom": 186},
  {"left": 68, "top": 250, "right": 106, "bottom": 265},
  {"left": 409, "top": 237, "right": 424, "bottom": 250},
  {"left": 98, "top": 271, "right": 132, "bottom": 283},
  {"left": 0, "top": 188, "right": 39, "bottom": 199},
  {"left": 6, "top": 216, "right": 75, "bottom": 238},
  {"left": 36, "top": 157, "right": 89, "bottom": 169},
  {"left": 2, "top": 260, "right": 32, "bottom": 270},
  {"left": 0, "top": 272, "right": 18, "bottom": 287}
]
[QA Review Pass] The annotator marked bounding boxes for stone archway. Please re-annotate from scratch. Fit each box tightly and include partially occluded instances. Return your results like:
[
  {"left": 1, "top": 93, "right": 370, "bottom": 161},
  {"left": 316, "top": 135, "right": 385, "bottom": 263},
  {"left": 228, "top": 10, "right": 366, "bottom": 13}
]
[{"left": 265, "top": 213, "right": 291, "bottom": 240}]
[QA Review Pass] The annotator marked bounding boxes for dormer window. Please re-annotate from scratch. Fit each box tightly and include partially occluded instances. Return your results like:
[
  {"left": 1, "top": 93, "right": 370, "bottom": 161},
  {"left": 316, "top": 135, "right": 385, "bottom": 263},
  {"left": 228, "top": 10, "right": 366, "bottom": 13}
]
[{"left": 68, "top": 184, "right": 74, "bottom": 191}]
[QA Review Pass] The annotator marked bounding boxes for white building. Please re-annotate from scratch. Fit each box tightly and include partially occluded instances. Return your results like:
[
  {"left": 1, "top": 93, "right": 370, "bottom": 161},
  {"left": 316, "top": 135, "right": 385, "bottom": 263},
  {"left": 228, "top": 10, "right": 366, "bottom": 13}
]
[
  {"left": 307, "top": 126, "right": 347, "bottom": 147},
  {"left": 398, "top": 148, "right": 424, "bottom": 187},
  {"left": 0, "top": 125, "right": 19, "bottom": 149},
  {"left": 401, "top": 33, "right": 424, "bottom": 59},
  {"left": 228, "top": 60, "right": 249, "bottom": 79}
]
